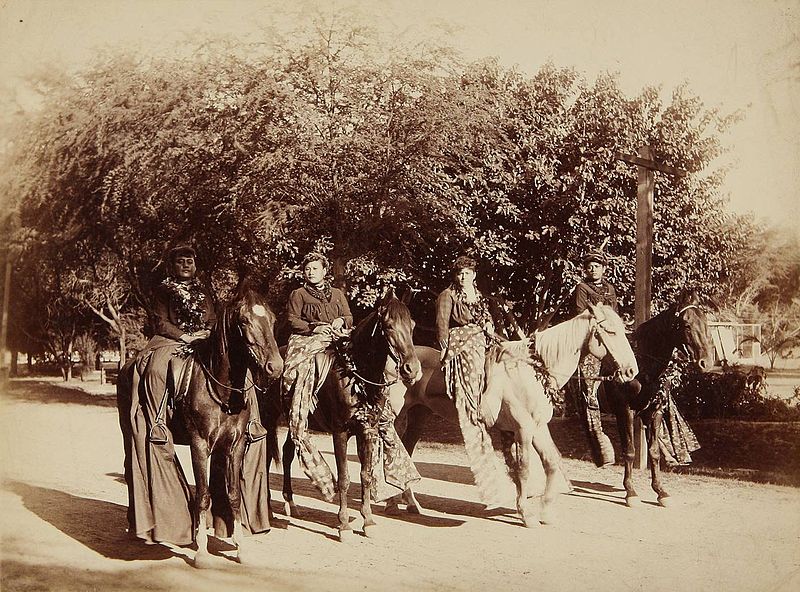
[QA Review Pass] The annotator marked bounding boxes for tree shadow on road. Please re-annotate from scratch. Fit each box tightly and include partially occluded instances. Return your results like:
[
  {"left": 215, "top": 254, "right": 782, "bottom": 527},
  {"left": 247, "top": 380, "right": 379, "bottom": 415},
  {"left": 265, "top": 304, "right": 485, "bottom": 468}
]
[
  {"left": 2, "top": 380, "right": 117, "bottom": 408},
  {"left": 5, "top": 481, "right": 187, "bottom": 562}
]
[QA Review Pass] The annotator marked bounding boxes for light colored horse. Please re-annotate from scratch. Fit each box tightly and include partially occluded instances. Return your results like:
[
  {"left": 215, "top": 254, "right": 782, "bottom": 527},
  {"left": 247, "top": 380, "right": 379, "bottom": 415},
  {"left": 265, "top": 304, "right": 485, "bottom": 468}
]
[{"left": 385, "top": 302, "right": 638, "bottom": 526}]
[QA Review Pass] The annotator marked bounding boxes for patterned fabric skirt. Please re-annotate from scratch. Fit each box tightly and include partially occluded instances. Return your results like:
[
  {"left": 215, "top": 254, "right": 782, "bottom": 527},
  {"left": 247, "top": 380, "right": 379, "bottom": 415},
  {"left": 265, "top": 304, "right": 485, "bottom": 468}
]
[
  {"left": 282, "top": 333, "right": 337, "bottom": 501},
  {"left": 651, "top": 353, "right": 701, "bottom": 465},
  {"left": 443, "top": 325, "right": 508, "bottom": 506},
  {"left": 282, "top": 334, "right": 420, "bottom": 502}
]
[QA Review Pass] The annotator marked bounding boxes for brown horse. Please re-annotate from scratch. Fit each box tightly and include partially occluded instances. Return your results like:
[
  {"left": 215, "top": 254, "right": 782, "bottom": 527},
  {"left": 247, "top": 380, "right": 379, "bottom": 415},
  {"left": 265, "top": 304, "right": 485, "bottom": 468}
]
[
  {"left": 263, "top": 291, "right": 422, "bottom": 541},
  {"left": 604, "top": 289, "right": 714, "bottom": 507},
  {"left": 386, "top": 303, "right": 638, "bottom": 526},
  {"left": 118, "top": 286, "right": 283, "bottom": 567}
]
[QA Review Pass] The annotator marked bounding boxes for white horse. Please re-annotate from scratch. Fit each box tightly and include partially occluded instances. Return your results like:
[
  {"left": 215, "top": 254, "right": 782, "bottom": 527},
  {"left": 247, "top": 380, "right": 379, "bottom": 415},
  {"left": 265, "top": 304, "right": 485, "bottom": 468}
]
[{"left": 385, "top": 303, "right": 638, "bottom": 526}]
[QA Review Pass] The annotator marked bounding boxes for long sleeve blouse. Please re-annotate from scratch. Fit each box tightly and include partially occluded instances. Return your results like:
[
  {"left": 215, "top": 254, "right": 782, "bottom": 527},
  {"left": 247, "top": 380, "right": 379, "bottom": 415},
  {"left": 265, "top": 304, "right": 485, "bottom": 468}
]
[
  {"left": 435, "top": 287, "right": 491, "bottom": 349},
  {"left": 286, "top": 286, "right": 353, "bottom": 335}
]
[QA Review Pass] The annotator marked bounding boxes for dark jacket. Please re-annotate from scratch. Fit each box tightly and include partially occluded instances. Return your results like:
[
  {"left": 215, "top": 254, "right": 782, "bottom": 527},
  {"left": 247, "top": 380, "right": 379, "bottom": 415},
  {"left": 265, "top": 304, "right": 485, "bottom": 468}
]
[
  {"left": 152, "top": 279, "right": 216, "bottom": 340},
  {"left": 287, "top": 286, "right": 353, "bottom": 335},
  {"left": 572, "top": 280, "right": 618, "bottom": 316}
]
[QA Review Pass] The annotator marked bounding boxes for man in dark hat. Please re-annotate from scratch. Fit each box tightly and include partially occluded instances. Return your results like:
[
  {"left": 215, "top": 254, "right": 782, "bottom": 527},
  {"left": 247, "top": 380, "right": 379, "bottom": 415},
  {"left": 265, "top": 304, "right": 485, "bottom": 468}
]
[
  {"left": 569, "top": 248, "right": 618, "bottom": 467},
  {"left": 572, "top": 249, "right": 618, "bottom": 316}
]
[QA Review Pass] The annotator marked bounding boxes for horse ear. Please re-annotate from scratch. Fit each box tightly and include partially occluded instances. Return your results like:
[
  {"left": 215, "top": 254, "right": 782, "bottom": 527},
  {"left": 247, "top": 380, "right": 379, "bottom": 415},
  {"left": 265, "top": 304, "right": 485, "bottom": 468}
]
[{"left": 378, "top": 287, "right": 395, "bottom": 307}]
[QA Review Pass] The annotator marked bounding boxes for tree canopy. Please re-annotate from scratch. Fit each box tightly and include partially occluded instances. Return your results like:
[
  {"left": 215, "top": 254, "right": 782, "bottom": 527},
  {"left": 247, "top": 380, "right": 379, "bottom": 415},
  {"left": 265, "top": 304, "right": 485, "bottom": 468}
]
[{"left": 1, "top": 14, "right": 766, "bottom": 361}]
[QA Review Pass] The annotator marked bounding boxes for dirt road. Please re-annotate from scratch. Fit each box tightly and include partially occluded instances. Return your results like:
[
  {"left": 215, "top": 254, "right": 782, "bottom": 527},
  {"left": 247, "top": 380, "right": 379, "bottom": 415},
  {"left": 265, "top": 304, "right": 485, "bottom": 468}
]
[{"left": 1, "top": 379, "right": 799, "bottom": 592}]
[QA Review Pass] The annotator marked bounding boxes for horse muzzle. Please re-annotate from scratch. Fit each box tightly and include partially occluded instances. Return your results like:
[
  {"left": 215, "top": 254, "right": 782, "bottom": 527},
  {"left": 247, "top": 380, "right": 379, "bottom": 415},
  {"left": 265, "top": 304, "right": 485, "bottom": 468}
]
[
  {"left": 400, "top": 359, "right": 423, "bottom": 386},
  {"left": 615, "top": 366, "right": 638, "bottom": 383}
]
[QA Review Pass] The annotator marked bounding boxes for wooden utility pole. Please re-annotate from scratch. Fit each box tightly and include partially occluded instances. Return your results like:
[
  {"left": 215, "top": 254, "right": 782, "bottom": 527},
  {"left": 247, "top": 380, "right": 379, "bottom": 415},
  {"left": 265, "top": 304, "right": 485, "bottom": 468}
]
[
  {"left": 0, "top": 250, "right": 12, "bottom": 390},
  {"left": 615, "top": 146, "right": 684, "bottom": 468}
]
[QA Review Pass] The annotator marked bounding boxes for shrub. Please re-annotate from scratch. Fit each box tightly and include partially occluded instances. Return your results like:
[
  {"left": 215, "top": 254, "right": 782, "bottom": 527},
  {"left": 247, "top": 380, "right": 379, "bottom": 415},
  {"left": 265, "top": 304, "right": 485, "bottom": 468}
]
[{"left": 677, "top": 364, "right": 800, "bottom": 420}]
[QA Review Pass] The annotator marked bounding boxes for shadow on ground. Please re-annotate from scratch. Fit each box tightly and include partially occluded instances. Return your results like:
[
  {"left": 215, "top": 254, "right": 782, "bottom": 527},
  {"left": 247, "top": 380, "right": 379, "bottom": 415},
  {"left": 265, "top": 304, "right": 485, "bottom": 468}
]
[{"left": 2, "top": 380, "right": 117, "bottom": 408}]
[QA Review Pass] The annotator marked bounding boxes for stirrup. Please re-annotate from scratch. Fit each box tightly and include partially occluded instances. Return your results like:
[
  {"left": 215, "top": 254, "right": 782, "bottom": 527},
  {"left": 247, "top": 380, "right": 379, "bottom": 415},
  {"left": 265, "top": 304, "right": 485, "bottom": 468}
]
[
  {"left": 246, "top": 420, "right": 269, "bottom": 443},
  {"left": 149, "top": 423, "right": 169, "bottom": 445}
]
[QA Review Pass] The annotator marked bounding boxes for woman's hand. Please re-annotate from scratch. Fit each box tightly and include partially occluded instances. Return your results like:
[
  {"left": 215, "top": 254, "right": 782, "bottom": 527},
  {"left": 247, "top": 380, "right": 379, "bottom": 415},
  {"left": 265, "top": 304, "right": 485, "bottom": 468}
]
[
  {"left": 180, "top": 329, "right": 211, "bottom": 344},
  {"left": 331, "top": 317, "right": 345, "bottom": 331},
  {"left": 312, "top": 324, "right": 332, "bottom": 335}
]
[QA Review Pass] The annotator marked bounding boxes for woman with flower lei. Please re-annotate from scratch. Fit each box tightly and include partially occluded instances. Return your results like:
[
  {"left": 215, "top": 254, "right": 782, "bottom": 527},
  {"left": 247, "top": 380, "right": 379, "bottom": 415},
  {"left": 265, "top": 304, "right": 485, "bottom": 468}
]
[
  {"left": 124, "top": 244, "right": 217, "bottom": 545},
  {"left": 435, "top": 255, "right": 510, "bottom": 506}
]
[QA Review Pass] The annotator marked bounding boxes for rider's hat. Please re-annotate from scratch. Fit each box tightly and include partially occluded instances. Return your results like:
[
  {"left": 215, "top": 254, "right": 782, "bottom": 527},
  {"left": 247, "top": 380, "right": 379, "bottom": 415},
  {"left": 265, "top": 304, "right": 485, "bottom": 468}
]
[
  {"left": 583, "top": 250, "right": 607, "bottom": 266},
  {"left": 168, "top": 244, "right": 197, "bottom": 262}
]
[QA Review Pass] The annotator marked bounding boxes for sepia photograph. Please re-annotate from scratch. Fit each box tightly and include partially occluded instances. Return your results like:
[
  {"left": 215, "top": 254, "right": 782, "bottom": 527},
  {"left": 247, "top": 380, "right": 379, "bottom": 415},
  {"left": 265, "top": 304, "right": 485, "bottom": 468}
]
[{"left": 1, "top": 1, "right": 798, "bottom": 590}]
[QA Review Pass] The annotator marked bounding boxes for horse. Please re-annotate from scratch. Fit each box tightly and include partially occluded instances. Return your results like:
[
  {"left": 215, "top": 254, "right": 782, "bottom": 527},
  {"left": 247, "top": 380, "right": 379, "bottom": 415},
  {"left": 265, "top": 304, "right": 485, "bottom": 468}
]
[
  {"left": 117, "top": 286, "right": 283, "bottom": 567},
  {"left": 385, "top": 302, "right": 639, "bottom": 526},
  {"left": 603, "top": 289, "right": 714, "bottom": 507},
  {"left": 263, "top": 290, "right": 422, "bottom": 541}
]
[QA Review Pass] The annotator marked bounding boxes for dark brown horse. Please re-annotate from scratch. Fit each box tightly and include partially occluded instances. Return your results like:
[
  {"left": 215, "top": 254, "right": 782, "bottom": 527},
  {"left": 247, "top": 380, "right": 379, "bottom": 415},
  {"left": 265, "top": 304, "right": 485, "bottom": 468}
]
[
  {"left": 604, "top": 289, "right": 714, "bottom": 507},
  {"left": 385, "top": 303, "right": 639, "bottom": 525},
  {"left": 118, "top": 287, "right": 283, "bottom": 567},
  {"left": 264, "top": 291, "right": 422, "bottom": 541}
]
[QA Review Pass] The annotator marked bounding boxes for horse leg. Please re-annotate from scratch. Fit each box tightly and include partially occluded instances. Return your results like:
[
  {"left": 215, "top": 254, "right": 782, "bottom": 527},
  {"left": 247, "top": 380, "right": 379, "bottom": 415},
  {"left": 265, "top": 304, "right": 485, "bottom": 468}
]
[
  {"left": 531, "top": 425, "right": 561, "bottom": 525},
  {"left": 356, "top": 430, "right": 377, "bottom": 537},
  {"left": 332, "top": 430, "right": 353, "bottom": 542},
  {"left": 386, "top": 405, "right": 430, "bottom": 515},
  {"left": 282, "top": 433, "right": 300, "bottom": 517},
  {"left": 647, "top": 411, "right": 670, "bottom": 506},
  {"left": 227, "top": 435, "right": 251, "bottom": 564},
  {"left": 514, "top": 428, "right": 537, "bottom": 528},
  {"left": 616, "top": 404, "right": 640, "bottom": 507},
  {"left": 190, "top": 438, "right": 214, "bottom": 569}
]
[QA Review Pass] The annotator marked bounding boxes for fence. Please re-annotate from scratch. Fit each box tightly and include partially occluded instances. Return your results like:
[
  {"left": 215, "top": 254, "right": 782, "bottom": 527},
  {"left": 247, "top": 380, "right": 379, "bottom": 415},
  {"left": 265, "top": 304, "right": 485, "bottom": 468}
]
[{"left": 708, "top": 322, "right": 762, "bottom": 366}]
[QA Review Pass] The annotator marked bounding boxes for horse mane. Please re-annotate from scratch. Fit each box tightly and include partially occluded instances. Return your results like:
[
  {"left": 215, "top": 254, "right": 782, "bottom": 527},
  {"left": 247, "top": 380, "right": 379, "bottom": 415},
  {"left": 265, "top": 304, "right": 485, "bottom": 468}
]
[{"left": 534, "top": 310, "right": 592, "bottom": 389}]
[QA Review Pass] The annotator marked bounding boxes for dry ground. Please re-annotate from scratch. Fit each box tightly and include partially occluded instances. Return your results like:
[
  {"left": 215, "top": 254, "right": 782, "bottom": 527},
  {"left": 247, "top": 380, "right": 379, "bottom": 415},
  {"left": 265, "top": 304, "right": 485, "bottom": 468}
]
[{"left": 1, "top": 378, "right": 799, "bottom": 592}]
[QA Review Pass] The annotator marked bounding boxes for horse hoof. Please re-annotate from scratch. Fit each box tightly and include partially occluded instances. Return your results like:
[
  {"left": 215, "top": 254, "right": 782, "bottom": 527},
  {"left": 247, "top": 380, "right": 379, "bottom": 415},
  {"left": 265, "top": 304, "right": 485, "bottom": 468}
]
[
  {"left": 384, "top": 502, "right": 400, "bottom": 516},
  {"left": 521, "top": 516, "right": 538, "bottom": 528},
  {"left": 235, "top": 546, "right": 253, "bottom": 566},
  {"left": 658, "top": 495, "right": 671, "bottom": 508},
  {"left": 406, "top": 503, "right": 421, "bottom": 515},
  {"left": 539, "top": 507, "right": 557, "bottom": 525},
  {"left": 284, "top": 502, "right": 299, "bottom": 518},
  {"left": 363, "top": 523, "right": 378, "bottom": 539},
  {"left": 626, "top": 496, "right": 641, "bottom": 508},
  {"left": 193, "top": 551, "right": 215, "bottom": 569},
  {"left": 338, "top": 528, "right": 354, "bottom": 543}
]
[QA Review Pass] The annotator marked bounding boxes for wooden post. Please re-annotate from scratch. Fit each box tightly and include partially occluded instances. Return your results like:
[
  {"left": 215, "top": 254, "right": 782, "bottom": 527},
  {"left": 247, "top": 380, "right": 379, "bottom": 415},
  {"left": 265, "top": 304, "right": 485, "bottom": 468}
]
[
  {"left": 633, "top": 146, "right": 654, "bottom": 469},
  {"left": 0, "top": 254, "right": 12, "bottom": 390},
  {"left": 615, "top": 146, "right": 683, "bottom": 469}
]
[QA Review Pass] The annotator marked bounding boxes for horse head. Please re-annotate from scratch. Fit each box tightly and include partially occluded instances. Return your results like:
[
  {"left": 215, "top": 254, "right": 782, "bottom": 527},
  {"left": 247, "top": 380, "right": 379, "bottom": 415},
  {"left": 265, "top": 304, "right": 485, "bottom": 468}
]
[
  {"left": 228, "top": 288, "right": 284, "bottom": 380},
  {"left": 586, "top": 302, "right": 638, "bottom": 382},
  {"left": 375, "top": 289, "right": 422, "bottom": 386},
  {"left": 671, "top": 289, "right": 714, "bottom": 373}
]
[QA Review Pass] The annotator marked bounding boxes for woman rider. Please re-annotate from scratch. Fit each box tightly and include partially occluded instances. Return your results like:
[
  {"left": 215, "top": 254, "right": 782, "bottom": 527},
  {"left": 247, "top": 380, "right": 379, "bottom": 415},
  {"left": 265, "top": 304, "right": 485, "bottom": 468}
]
[
  {"left": 281, "top": 252, "right": 353, "bottom": 499},
  {"left": 435, "top": 255, "right": 509, "bottom": 506},
  {"left": 281, "top": 251, "right": 420, "bottom": 502},
  {"left": 570, "top": 248, "right": 618, "bottom": 467},
  {"left": 125, "top": 244, "right": 216, "bottom": 545}
]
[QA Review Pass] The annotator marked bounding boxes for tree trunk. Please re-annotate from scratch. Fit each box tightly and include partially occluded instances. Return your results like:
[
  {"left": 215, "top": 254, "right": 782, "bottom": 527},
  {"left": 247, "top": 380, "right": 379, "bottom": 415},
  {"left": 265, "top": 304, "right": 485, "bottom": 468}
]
[
  {"left": 119, "top": 326, "right": 127, "bottom": 368},
  {"left": 10, "top": 349, "right": 18, "bottom": 377}
]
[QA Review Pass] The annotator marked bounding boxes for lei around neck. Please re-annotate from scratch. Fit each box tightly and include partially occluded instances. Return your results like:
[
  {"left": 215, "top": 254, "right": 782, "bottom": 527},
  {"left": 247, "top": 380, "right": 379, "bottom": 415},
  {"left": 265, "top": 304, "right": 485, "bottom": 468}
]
[{"left": 161, "top": 276, "right": 208, "bottom": 333}]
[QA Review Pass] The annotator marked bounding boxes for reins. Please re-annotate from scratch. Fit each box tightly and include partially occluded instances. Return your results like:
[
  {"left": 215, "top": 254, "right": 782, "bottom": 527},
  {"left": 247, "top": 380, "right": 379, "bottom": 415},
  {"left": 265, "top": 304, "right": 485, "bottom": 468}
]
[{"left": 337, "top": 314, "right": 401, "bottom": 389}]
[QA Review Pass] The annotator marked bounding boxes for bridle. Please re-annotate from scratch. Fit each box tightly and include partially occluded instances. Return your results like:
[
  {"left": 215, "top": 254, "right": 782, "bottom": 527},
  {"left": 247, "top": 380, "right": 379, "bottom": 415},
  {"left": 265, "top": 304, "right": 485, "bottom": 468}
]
[
  {"left": 674, "top": 303, "right": 704, "bottom": 363},
  {"left": 340, "top": 311, "right": 403, "bottom": 388}
]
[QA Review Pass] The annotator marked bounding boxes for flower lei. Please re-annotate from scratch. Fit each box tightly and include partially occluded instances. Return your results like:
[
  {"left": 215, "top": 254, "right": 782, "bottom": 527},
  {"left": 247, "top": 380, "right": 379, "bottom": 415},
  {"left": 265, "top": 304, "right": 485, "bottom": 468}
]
[
  {"left": 161, "top": 277, "right": 208, "bottom": 333},
  {"left": 451, "top": 284, "right": 492, "bottom": 326},
  {"left": 304, "top": 282, "right": 333, "bottom": 303}
]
